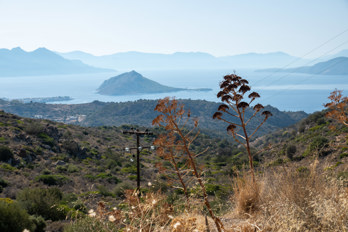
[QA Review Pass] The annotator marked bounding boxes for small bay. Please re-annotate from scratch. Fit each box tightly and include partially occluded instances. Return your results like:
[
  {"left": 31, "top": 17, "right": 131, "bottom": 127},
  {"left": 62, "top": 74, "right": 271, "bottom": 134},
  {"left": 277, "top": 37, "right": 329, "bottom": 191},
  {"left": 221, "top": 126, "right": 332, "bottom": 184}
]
[{"left": 0, "top": 69, "right": 346, "bottom": 113}]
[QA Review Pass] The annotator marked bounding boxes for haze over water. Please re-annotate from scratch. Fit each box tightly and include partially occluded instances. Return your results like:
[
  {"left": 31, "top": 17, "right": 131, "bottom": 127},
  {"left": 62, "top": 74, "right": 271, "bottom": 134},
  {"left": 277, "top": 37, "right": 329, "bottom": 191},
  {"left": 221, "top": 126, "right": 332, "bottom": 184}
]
[{"left": 1, "top": 69, "right": 346, "bottom": 113}]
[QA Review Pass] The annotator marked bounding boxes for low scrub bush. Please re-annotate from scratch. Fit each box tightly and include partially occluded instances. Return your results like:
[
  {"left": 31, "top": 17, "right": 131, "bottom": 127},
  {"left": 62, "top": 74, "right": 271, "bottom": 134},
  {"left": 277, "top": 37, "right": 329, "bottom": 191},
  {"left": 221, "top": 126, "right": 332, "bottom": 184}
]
[
  {"left": 35, "top": 174, "right": 69, "bottom": 186},
  {"left": 24, "top": 122, "right": 45, "bottom": 135},
  {"left": 17, "top": 187, "right": 66, "bottom": 221},
  {"left": 0, "top": 177, "right": 8, "bottom": 193},
  {"left": 0, "top": 201, "right": 35, "bottom": 232},
  {"left": 38, "top": 133, "right": 55, "bottom": 147},
  {"left": 0, "top": 146, "right": 13, "bottom": 162}
]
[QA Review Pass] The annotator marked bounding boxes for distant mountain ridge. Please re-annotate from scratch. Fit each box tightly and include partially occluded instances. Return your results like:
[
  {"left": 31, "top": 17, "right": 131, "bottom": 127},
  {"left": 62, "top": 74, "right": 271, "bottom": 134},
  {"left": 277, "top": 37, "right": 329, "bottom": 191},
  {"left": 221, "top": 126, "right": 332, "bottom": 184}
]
[
  {"left": 58, "top": 50, "right": 309, "bottom": 70},
  {"left": 258, "top": 57, "right": 348, "bottom": 75},
  {"left": 0, "top": 47, "right": 114, "bottom": 76},
  {"left": 97, "top": 71, "right": 211, "bottom": 95}
]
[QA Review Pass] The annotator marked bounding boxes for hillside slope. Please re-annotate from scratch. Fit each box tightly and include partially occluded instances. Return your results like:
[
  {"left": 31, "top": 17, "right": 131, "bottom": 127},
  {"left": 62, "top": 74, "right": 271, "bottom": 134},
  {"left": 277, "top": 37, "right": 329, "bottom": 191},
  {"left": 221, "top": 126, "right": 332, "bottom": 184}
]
[{"left": 0, "top": 99, "right": 308, "bottom": 138}]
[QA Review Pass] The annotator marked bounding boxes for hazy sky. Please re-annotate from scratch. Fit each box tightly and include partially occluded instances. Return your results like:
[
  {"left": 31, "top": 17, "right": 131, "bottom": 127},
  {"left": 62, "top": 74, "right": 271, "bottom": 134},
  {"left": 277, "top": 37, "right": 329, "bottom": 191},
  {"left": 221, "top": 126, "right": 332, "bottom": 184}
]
[{"left": 1, "top": 0, "right": 348, "bottom": 57}]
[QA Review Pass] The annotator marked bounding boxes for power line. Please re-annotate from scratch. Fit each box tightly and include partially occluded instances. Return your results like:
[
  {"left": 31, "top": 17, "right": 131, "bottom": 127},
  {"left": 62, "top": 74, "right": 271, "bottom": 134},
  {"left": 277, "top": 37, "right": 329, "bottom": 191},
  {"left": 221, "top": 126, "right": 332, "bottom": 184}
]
[
  {"left": 259, "top": 52, "right": 348, "bottom": 104},
  {"left": 254, "top": 38, "right": 348, "bottom": 88},
  {"left": 253, "top": 27, "right": 348, "bottom": 86}
]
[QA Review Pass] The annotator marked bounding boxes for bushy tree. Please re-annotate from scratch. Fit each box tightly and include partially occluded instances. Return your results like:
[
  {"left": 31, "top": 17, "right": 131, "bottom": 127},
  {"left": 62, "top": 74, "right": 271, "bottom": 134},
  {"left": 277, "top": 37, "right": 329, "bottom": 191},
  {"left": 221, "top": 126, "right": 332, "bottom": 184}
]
[
  {"left": 0, "top": 201, "right": 35, "bottom": 232},
  {"left": 17, "top": 187, "right": 66, "bottom": 221}
]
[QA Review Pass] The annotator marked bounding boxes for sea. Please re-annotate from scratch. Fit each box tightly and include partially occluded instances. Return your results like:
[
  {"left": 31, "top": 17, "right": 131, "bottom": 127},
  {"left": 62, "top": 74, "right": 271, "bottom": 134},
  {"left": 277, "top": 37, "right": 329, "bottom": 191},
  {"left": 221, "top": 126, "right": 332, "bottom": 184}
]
[{"left": 0, "top": 69, "right": 346, "bottom": 113}]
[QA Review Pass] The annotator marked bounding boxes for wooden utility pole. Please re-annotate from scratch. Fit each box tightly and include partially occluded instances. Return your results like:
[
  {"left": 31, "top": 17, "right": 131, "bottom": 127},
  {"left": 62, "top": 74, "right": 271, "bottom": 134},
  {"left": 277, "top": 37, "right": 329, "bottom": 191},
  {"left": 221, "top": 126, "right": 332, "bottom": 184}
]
[{"left": 123, "top": 128, "right": 153, "bottom": 195}]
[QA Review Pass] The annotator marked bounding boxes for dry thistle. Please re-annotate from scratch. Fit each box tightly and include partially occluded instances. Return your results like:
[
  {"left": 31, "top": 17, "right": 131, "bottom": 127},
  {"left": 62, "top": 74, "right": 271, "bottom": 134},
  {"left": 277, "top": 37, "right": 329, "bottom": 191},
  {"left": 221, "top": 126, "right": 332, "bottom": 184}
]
[
  {"left": 213, "top": 74, "right": 272, "bottom": 183},
  {"left": 153, "top": 97, "right": 225, "bottom": 232},
  {"left": 324, "top": 89, "right": 348, "bottom": 127}
]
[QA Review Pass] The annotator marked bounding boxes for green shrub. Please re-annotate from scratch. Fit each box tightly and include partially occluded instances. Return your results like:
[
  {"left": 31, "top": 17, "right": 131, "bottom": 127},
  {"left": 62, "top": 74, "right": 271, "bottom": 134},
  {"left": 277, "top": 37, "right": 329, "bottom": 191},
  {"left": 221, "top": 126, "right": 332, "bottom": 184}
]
[
  {"left": 340, "top": 153, "right": 348, "bottom": 159},
  {"left": 67, "top": 164, "right": 79, "bottom": 173},
  {"left": 128, "top": 175, "right": 137, "bottom": 181},
  {"left": 310, "top": 136, "right": 329, "bottom": 152},
  {"left": 96, "top": 173, "right": 120, "bottom": 184},
  {"left": 24, "top": 122, "right": 45, "bottom": 135},
  {"left": 120, "top": 166, "right": 137, "bottom": 174},
  {"left": 113, "top": 182, "right": 133, "bottom": 197},
  {"left": 0, "top": 177, "right": 8, "bottom": 193},
  {"left": 297, "top": 166, "right": 310, "bottom": 177},
  {"left": 29, "top": 215, "right": 46, "bottom": 232},
  {"left": 35, "top": 174, "right": 69, "bottom": 186},
  {"left": 0, "top": 201, "right": 35, "bottom": 232},
  {"left": 0, "top": 146, "right": 13, "bottom": 162},
  {"left": 205, "top": 183, "right": 222, "bottom": 195},
  {"left": 0, "top": 163, "right": 16, "bottom": 171},
  {"left": 286, "top": 145, "right": 297, "bottom": 160},
  {"left": 38, "top": 133, "right": 55, "bottom": 147},
  {"left": 269, "top": 158, "right": 284, "bottom": 166},
  {"left": 56, "top": 165, "right": 68, "bottom": 172},
  {"left": 17, "top": 187, "right": 66, "bottom": 221},
  {"left": 96, "top": 185, "right": 114, "bottom": 197}
]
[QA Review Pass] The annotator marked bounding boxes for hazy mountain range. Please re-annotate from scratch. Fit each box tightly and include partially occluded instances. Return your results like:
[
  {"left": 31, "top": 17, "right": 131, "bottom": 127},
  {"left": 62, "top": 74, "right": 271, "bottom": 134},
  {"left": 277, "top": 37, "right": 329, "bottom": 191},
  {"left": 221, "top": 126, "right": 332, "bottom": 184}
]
[
  {"left": 59, "top": 50, "right": 310, "bottom": 70},
  {"left": 97, "top": 71, "right": 211, "bottom": 95},
  {"left": 58, "top": 49, "right": 348, "bottom": 71},
  {"left": 1, "top": 46, "right": 347, "bottom": 77},
  {"left": 258, "top": 56, "right": 348, "bottom": 75},
  {"left": 0, "top": 47, "right": 114, "bottom": 77}
]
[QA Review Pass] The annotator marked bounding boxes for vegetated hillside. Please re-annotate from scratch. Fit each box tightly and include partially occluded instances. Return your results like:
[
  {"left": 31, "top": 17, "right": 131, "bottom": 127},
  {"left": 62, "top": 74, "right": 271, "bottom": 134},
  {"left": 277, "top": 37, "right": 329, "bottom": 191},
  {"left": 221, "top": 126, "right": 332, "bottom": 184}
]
[
  {"left": 0, "top": 108, "right": 346, "bottom": 231},
  {"left": 0, "top": 110, "right": 242, "bottom": 203},
  {"left": 259, "top": 56, "right": 348, "bottom": 75},
  {"left": 0, "top": 47, "right": 114, "bottom": 76},
  {"left": 0, "top": 109, "right": 262, "bottom": 230},
  {"left": 0, "top": 99, "right": 307, "bottom": 138},
  {"left": 253, "top": 110, "right": 348, "bottom": 174}
]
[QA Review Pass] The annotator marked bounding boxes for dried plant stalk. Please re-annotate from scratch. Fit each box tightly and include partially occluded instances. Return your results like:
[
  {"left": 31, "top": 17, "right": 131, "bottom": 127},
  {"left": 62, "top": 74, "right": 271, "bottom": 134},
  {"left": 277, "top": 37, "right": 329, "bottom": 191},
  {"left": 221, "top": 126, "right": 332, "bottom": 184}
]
[
  {"left": 153, "top": 97, "right": 224, "bottom": 232},
  {"left": 213, "top": 74, "right": 272, "bottom": 183}
]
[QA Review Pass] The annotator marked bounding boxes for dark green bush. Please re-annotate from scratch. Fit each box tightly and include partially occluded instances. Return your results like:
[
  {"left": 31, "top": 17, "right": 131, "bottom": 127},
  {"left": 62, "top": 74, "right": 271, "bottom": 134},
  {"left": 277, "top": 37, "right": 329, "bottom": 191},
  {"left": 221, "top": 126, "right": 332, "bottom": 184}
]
[
  {"left": 29, "top": 215, "right": 46, "bottom": 232},
  {"left": 286, "top": 145, "right": 297, "bottom": 160},
  {"left": 35, "top": 174, "right": 69, "bottom": 186},
  {"left": 0, "top": 146, "right": 13, "bottom": 162},
  {"left": 0, "top": 177, "right": 8, "bottom": 193},
  {"left": 0, "top": 201, "right": 35, "bottom": 232},
  {"left": 17, "top": 187, "right": 66, "bottom": 221},
  {"left": 38, "top": 133, "right": 55, "bottom": 147}
]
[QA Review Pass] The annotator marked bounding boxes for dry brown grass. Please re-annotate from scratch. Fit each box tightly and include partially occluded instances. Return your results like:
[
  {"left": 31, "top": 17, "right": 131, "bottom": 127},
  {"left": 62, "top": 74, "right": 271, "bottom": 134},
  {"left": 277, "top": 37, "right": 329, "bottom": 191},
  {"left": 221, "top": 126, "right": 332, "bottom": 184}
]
[
  {"left": 226, "top": 160, "right": 348, "bottom": 232},
  {"left": 232, "top": 175, "right": 261, "bottom": 216},
  {"left": 67, "top": 160, "right": 347, "bottom": 231}
]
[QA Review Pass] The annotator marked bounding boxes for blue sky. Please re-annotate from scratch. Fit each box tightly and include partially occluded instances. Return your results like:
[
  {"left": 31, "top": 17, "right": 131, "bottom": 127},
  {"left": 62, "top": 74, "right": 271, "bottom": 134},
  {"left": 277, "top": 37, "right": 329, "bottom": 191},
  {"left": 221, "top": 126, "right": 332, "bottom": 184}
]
[{"left": 0, "top": 0, "right": 347, "bottom": 57}]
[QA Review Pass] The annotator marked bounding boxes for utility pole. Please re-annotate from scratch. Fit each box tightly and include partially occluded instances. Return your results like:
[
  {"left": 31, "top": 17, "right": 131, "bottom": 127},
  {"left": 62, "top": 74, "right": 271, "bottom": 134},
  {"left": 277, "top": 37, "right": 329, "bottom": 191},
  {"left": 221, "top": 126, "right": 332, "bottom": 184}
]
[{"left": 123, "top": 128, "right": 154, "bottom": 196}]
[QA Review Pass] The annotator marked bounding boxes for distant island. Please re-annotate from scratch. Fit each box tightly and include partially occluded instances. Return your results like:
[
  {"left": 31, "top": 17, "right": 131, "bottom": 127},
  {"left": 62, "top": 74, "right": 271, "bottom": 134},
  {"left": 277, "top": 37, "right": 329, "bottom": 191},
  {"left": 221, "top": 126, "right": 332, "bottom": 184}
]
[
  {"left": 97, "top": 71, "right": 212, "bottom": 96},
  {"left": 0, "top": 47, "right": 114, "bottom": 77},
  {"left": 258, "top": 57, "right": 348, "bottom": 75},
  {"left": 7, "top": 96, "right": 73, "bottom": 103}
]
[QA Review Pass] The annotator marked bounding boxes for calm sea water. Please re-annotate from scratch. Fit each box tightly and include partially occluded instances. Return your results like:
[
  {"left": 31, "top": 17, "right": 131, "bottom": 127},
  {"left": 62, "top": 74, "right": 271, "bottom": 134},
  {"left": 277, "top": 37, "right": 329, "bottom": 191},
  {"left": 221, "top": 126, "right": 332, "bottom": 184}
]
[{"left": 0, "top": 69, "right": 346, "bottom": 113}]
